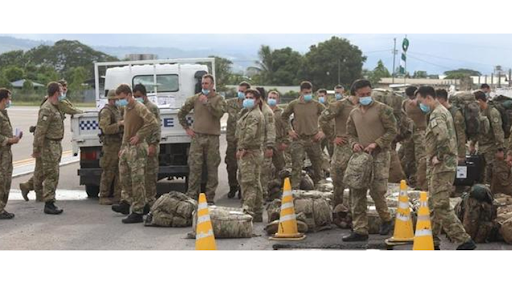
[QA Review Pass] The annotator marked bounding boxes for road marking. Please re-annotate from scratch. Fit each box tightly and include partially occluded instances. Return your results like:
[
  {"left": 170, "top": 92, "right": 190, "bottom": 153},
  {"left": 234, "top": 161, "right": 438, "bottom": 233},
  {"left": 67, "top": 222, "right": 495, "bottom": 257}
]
[{"left": 13, "top": 150, "right": 73, "bottom": 167}]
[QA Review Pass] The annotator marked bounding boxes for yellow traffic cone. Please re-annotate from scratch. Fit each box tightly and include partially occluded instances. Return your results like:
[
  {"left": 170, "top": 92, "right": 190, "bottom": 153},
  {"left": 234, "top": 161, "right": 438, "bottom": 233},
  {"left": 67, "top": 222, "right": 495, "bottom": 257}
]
[
  {"left": 387, "top": 180, "right": 414, "bottom": 243},
  {"left": 269, "top": 177, "right": 306, "bottom": 241},
  {"left": 412, "top": 191, "right": 434, "bottom": 250},
  {"left": 195, "top": 193, "right": 217, "bottom": 250}
]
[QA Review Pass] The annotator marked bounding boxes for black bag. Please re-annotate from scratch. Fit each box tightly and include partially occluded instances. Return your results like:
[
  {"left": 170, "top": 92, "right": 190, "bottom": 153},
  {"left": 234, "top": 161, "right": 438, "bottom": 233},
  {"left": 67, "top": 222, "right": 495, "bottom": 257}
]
[{"left": 454, "top": 155, "right": 483, "bottom": 186}]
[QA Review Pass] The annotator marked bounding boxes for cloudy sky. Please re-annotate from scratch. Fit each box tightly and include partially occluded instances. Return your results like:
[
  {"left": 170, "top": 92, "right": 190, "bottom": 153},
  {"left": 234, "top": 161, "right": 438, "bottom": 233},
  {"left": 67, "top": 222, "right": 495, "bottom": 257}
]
[{"left": 4, "top": 34, "right": 512, "bottom": 75}]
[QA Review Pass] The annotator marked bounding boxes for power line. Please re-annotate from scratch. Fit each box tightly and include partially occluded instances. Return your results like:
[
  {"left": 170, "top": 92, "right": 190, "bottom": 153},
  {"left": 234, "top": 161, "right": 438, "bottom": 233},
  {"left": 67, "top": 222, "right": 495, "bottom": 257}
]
[
  {"left": 406, "top": 54, "right": 453, "bottom": 70},
  {"left": 408, "top": 51, "right": 494, "bottom": 67}
]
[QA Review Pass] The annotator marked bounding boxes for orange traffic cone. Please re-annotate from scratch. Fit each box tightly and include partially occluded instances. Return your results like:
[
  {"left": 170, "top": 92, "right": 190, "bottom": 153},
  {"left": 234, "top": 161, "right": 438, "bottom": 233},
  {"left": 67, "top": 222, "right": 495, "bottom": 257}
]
[
  {"left": 195, "top": 193, "right": 217, "bottom": 250},
  {"left": 387, "top": 180, "right": 414, "bottom": 243},
  {"left": 269, "top": 177, "right": 306, "bottom": 241},
  {"left": 412, "top": 191, "right": 434, "bottom": 250}
]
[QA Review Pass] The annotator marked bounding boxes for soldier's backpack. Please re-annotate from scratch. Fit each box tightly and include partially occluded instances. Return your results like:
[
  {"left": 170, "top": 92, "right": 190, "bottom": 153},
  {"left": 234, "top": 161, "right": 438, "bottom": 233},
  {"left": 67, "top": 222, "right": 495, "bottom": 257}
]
[
  {"left": 191, "top": 206, "right": 254, "bottom": 238},
  {"left": 449, "top": 91, "right": 482, "bottom": 140},
  {"left": 454, "top": 184, "right": 499, "bottom": 243},
  {"left": 489, "top": 95, "right": 512, "bottom": 139},
  {"left": 372, "top": 88, "right": 413, "bottom": 142},
  {"left": 344, "top": 152, "right": 373, "bottom": 190},
  {"left": 144, "top": 192, "right": 197, "bottom": 227}
]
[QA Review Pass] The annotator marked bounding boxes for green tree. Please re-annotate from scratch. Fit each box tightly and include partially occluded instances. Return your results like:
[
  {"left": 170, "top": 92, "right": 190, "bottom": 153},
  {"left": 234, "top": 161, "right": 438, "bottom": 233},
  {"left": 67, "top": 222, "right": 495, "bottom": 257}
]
[
  {"left": 0, "top": 75, "right": 12, "bottom": 89},
  {"left": 248, "top": 45, "right": 274, "bottom": 85},
  {"left": 444, "top": 68, "right": 481, "bottom": 79},
  {"left": 208, "top": 55, "right": 233, "bottom": 91},
  {"left": 249, "top": 46, "right": 304, "bottom": 85},
  {"left": 367, "top": 60, "right": 391, "bottom": 86},
  {"left": 0, "top": 50, "right": 25, "bottom": 72},
  {"left": 22, "top": 79, "right": 34, "bottom": 94},
  {"left": 303, "top": 36, "right": 366, "bottom": 89},
  {"left": 413, "top": 70, "right": 428, "bottom": 78},
  {"left": 68, "top": 67, "right": 88, "bottom": 101},
  {"left": 3, "top": 66, "right": 25, "bottom": 82}
]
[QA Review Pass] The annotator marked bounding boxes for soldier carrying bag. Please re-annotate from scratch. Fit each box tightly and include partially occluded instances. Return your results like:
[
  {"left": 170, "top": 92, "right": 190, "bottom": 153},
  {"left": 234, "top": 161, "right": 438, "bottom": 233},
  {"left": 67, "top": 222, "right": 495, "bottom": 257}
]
[{"left": 343, "top": 151, "right": 373, "bottom": 190}]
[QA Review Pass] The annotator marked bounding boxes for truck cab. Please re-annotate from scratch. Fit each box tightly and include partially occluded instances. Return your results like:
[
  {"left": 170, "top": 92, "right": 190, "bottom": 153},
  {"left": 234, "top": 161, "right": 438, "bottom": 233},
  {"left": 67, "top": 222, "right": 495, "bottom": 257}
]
[{"left": 70, "top": 58, "right": 215, "bottom": 197}]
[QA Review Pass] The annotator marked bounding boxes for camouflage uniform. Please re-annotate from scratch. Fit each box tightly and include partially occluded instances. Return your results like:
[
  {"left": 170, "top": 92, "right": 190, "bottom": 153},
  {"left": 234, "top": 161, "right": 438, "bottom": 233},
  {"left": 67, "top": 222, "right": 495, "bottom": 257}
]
[
  {"left": 144, "top": 99, "right": 161, "bottom": 206},
  {"left": 20, "top": 98, "right": 82, "bottom": 200},
  {"left": 319, "top": 98, "right": 355, "bottom": 207},
  {"left": 402, "top": 99, "right": 428, "bottom": 190},
  {"left": 33, "top": 100, "right": 64, "bottom": 203},
  {"left": 0, "top": 109, "right": 13, "bottom": 214},
  {"left": 236, "top": 106, "right": 265, "bottom": 218},
  {"left": 281, "top": 99, "right": 325, "bottom": 189},
  {"left": 119, "top": 100, "right": 159, "bottom": 214},
  {"left": 447, "top": 106, "right": 467, "bottom": 160},
  {"left": 98, "top": 104, "right": 123, "bottom": 201},
  {"left": 271, "top": 106, "right": 290, "bottom": 180},
  {"left": 346, "top": 100, "right": 397, "bottom": 235},
  {"left": 425, "top": 102, "right": 471, "bottom": 244},
  {"left": 178, "top": 92, "right": 226, "bottom": 203},
  {"left": 475, "top": 106, "right": 504, "bottom": 184},
  {"left": 225, "top": 98, "right": 243, "bottom": 189},
  {"left": 259, "top": 103, "right": 276, "bottom": 199}
]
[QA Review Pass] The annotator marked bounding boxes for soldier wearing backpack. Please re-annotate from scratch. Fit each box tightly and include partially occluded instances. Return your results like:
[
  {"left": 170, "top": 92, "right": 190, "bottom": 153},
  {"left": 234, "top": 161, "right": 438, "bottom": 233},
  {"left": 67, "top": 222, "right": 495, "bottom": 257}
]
[
  {"left": 470, "top": 91, "right": 505, "bottom": 184},
  {"left": 416, "top": 86, "right": 476, "bottom": 250}
]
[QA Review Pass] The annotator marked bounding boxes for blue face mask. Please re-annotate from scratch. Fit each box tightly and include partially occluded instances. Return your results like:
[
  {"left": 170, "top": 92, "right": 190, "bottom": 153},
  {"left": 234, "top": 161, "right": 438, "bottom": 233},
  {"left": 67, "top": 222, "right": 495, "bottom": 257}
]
[
  {"left": 359, "top": 96, "right": 372, "bottom": 106},
  {"left": 419, "top": 103, "right": 430, "bottom": 113},
  {"left": 319, "top": 97, "right": 326, "bottom": 104},
  {"left": 116, "top": 99, "right": 128, "bottom": 107},
  {"left": 58, "top": 94, "right": 66, "bottom": 102},
  {"left": 5, "top": 101, "right": 11, "bottom": 108},
  {"left": 237, "top": 91, "right": 245, "bottom": 100},
  {"left": 267, "top": 98, "right": 277, "bottom": 106},
  {"left": 335, "top": 93, "right": 342, "bottom": 101},
  {"left": 243, "top": 98, "right": 255, "bottom": 109},
  {"left": 135, "top": 97, "right": 144, "bottom": 104},
  {"left": 202, "top": 89, "right": 210, "bottom": 95},
  {"left": 303, "top": 94, "right": 313, "bottom": 102}
]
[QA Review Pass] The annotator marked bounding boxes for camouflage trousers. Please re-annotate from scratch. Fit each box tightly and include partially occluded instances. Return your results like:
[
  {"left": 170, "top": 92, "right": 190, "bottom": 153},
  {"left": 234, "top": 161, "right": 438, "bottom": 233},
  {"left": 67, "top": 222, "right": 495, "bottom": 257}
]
[
  {"left": 41, "top": 140, "right": 62, "bottom": 203},
  {"left": 289, "top": 135, "right": 324, "bottom": 190},
  {"left": 238, "top": 149, "right": 263, "bottom": 217},
  {"left": 429, "top": 171, "right": 471, "bottom": 244},
  {"left": 401, "top": 129, "right": 427, "bottom": 189},
  {"left": 351, "top": 150, "right": 392, "bottom": 235},
  {"left": 260, "top": 155, "right": 273, "bottom": 200},
  {"left": 398, "top": 138, "right": 415, "bottom": 179},
  {"left": 272, "top": 146, "right": 286, "bottom": 178},
  {"left": 19, "top": 156, "right": 44, "bottom": 200},
  {"left": 145, "top": 144, "right": 160, "bottom": 206},
  {"left": 388, "top": 143, "right": 406, "bottom": 183},
  {"left": 479, "top": 147, "right": 496, "bottom": 185},
  {"left": 187, "top": 134, "right": 221, "bottom": 203},
  {"left": 491, "top": 159, "right": 512, "bottom": 196},
  {"left": 0, "top": 148, "right": 13, "bottom": 213},
  {"left": 331, "top": 142, "right": 352, "bottom": 208},
  {"left": 321, "top": 136, "right": 334, "bottom": 157},
  {"left": 119, "top": 142, "right": 148, "bottom": 214},
  {"left": 99, "top": 143, "right": 121, "bottom": 200},
  {"left": 225, "top": 140, "right": 238, "bottom": 188}
]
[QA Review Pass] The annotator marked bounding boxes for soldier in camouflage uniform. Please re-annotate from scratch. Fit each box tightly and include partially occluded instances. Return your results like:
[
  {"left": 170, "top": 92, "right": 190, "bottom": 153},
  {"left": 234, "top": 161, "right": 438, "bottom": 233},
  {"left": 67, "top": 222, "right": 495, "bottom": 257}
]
[
  {"left": 267, "top": 91, "right": 290, "bottom": 187},
  {"left": 98, "top": 90, "right": 123, "bottom": 205},
  {"left": 319, "top": 92, "right": 357, "bottom": 209},
  {"left": 236, "top": 89, "right": 265, "bottom": 222},
  {"left": 20, "top": 80, "right": 83, "bottom": 202},
  {"left": 178, "top": 74, "right": 226, "bottom": 204},
  {"left": 343, "top": 79, "right": 396, "bottom": 242},
  {"left": 111, "top": 84, "right": 159, "bottom": 224},
  {"left": 470, "top": 91, "right": 505, "bottom": 184},
  {"left": 317, "top": 89, "right": 334, "bottom": 158},
  {"left": 259, "top": 89, "right": 276, "bottom": 201},
  {"left": 0, "top": 88, "right": 21, "bottom": 220},
  {"left": 225, "top": 82, "right": 250, "bottom": 198},
  {"left": 133, "top": 84, "right": 161, "bottom": 207},
  {"left": 281, "top": 81, "right": 326, "bottom": 190},
  {"left": 334, "top": 85, "right": 345, "bottom": 101},
  {"left": 416, "top": 86, "right": 476, "bottom": 250},
  {"left": 32, "top": 82, "right": 66, "bottom": 215},
  {"left": 435, "top": 89, "right": 467, "bottom": 161}
]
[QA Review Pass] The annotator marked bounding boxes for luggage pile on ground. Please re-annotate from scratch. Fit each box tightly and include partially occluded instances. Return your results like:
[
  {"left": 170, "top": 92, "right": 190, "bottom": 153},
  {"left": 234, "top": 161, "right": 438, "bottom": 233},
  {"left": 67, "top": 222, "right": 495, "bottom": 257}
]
[{"left": 144, "top": 192, "right": 197, "bottom": 227}]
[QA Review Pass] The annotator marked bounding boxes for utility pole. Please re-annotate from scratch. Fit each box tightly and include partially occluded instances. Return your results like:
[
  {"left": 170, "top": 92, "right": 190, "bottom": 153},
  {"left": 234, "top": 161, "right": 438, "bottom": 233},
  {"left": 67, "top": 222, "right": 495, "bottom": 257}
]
[{"left": 392, "top": 38, "right": 397, "bottom": 84}]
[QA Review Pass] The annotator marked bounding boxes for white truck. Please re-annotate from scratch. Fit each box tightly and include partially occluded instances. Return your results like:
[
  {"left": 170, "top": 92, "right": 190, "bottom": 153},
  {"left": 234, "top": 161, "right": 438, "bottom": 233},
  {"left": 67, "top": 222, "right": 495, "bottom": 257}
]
[{"left": 70, "top": 58, "right": 215, "bottom": 197}]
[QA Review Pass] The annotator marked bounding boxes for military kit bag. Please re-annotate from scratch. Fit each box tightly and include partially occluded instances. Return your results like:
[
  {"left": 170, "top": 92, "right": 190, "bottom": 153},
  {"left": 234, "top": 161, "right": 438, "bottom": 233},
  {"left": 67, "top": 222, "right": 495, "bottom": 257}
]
[
  {"left": 449, "top": 91, "right": 481, "bottom": 140},
  {"left": 490, "top": 95, "right": 512, "bottom": 139},
  {"left": 372, "top": 89, "right": 412, "bottom": 142},
  {"left": 454, "top": 155, "right": 483, "bottom": 186},
  {"left": 191, "top": 206, "right": 253, "bottom": 238},
  {"left": 343, "top": 152, "right": 373, "bottom": 189},
  {"left": 145, "top": 192, "right": 197, "bottom": 227}
]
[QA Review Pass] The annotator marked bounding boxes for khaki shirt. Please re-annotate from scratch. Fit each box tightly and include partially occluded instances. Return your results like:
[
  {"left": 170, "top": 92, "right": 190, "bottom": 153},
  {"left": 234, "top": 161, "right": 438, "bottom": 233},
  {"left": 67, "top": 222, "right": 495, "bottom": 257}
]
[
  {"left": 122, "top": 100, "right": 159, "bottom": 144},
  {"left": 178, "top": 92, "right": 226, "bottom": 136},
  {"left": 272, "top": 106, "right": 291, "bottom": 145},
  {"left": 319, "top": 98, "right": 356, "bottom": 138},
  {"left": 281, "top": 98, "right": 325, "bottom": 136}
]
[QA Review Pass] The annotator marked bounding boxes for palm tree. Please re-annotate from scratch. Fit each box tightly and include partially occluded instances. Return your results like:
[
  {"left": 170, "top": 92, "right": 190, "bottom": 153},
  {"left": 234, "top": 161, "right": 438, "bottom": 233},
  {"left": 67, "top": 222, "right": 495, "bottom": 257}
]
[{"left": 247, "top": 45, "right": 274, "bottom": 84}]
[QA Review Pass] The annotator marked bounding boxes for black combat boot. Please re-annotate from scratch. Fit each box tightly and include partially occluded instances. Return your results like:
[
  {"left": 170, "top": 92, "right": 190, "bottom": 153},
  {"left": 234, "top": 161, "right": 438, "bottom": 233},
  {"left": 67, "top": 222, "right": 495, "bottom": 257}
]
[
  {"left": 122, "top": 213, "right": 143, "bottom": 224},
  {"left": 379, "top": 220, "right": 394, "bottom": 235},
  {"left": 44, "top": 202, "right": 63, "bottom": 215},
  {"left": 253, "top": 214, "right": 263, "bottom": 223},
  {"left": 456, "top": 239, "right": 476, "bottom": 250},
  {"left": 111, "top": 201, "right": 130, "bottom": 215},
  {"left": 342, "top": 232, "right": 369, "bottom": 242},
  {"left": 0, "top": 211, "right": 15, "bottom": 219},
  {"left": 143, "top": 204, "right": 150, "bottom": 215},
  {"left": 227, "top": 186, "right": 238, "bottom": 199}
]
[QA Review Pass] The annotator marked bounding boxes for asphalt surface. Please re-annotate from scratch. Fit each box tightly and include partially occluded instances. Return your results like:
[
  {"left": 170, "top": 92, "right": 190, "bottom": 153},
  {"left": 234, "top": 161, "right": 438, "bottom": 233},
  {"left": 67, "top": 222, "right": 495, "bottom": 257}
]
[{"left": 2, "top": 107, "right": 512, "bottom": 250}]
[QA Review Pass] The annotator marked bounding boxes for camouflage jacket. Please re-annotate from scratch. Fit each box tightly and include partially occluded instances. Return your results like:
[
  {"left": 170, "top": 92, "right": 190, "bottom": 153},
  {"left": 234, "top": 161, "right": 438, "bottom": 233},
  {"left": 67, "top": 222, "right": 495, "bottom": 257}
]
[
  {"left": 346, "top": 100, "right": 397, "bottom": 150},
  {"left": 33, "top": 100, "right": 64, "bottom": 153},
  {"left": 425, "top": 103, "right": 458, "bottom": 174},
  {"left": 99, "top": 104, "right": 123, "bottom": 145},
  {"left": 261, "top": 102, "right": 276, "bottom": 148},
  {"left": 319, "top": 98, "right": 355, "bottom": 138},
  {"left": 447, "top": 105, "right": 467, "bottom": 159},
  {"left": 0, "top": 109, "right": 13, "bottom": 148},
  {"left": 236, "top": 106, "right": 265, "bottom": 150},
  {"left": 144, "top": 100, "right": 161, "bottom": 146},
  {"left": 41, "top": 97, "right": 83, "bottom": 117},
  {"left": 477, "top": 106, "right": 505, "bottom": 152},
  {"left": 272, "top": 106, "right": 291, "bottom": 146},
  {"left": 226, "top": 97, "right": 243, "bottom": 142}
]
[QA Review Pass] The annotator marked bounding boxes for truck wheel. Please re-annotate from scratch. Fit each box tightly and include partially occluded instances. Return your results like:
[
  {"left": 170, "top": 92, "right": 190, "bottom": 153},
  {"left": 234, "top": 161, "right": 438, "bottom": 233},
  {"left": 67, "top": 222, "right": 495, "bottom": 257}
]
[{"left": 86, "top": 185, "right": 100, "bottom": 198}]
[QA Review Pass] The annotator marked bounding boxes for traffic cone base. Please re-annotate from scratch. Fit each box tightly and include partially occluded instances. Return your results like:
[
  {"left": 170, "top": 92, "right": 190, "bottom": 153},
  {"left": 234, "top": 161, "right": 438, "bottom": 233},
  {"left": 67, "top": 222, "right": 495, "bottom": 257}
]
[
  {"left": 269, "top": 177, "right": 306, "bottom": 241},
  {"left": 387, "top": 180, "right": 415, "bottom": 243},
  {"left": 412, "top": 192, "right": 434, "bottom": 250},
  {"left": 195, "top": 193, "right": 217, "bottom": 250}
]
